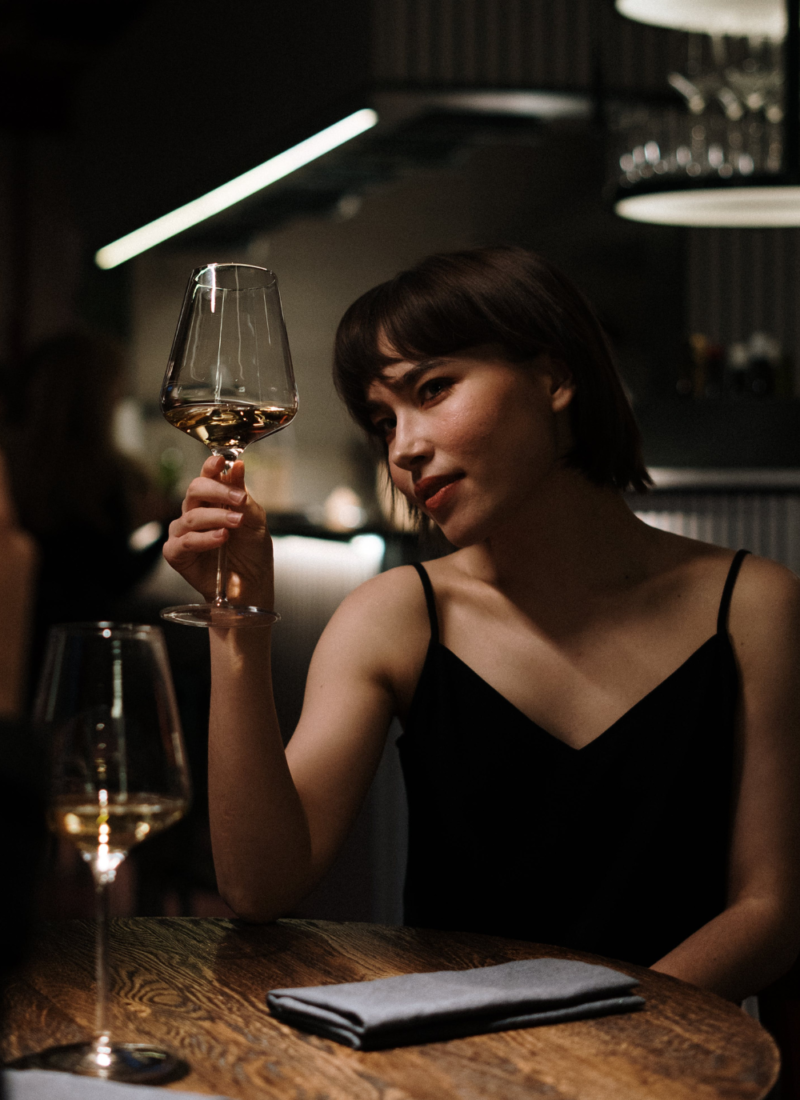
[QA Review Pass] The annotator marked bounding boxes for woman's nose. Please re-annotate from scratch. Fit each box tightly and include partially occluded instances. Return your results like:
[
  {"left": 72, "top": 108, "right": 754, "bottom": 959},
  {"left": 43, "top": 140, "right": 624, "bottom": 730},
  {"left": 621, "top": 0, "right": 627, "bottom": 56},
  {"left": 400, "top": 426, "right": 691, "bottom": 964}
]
[{"left": 390, "top": 414, "right": 432, "bottom": 471}]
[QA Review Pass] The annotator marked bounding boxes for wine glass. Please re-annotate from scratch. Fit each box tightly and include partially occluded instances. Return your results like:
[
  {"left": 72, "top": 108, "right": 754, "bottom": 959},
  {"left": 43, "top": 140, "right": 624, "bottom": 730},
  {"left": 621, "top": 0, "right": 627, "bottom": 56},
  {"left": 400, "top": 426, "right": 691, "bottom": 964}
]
[
  {"left": 27, "top": 622, "right": 192, "bottom": 1083},
  {"left": 160, "top": 262, "right": 298, "bottom": 627}
]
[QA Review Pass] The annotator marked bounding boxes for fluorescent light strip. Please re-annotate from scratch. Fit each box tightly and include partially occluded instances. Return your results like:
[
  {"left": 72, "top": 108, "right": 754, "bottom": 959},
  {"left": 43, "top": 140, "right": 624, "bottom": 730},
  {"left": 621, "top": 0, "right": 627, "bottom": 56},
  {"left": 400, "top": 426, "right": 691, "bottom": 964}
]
[{"left": 95, "top": 108, "right": 379, "bottom": 269}]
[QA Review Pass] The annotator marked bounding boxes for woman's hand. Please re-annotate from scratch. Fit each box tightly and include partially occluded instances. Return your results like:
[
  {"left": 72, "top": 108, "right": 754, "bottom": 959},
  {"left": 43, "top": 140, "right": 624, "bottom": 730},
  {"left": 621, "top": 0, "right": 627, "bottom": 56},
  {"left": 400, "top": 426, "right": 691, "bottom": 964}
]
[{"left": 163, "top": 455, "right": 273, "bottom": 607}]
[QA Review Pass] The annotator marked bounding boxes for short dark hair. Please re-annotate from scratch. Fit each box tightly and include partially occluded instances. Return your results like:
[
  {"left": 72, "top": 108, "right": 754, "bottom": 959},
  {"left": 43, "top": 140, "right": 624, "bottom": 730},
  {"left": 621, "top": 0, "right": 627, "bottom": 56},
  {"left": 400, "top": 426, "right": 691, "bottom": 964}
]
[{"left": 333, "top": 245, "right": 651, "bottom": 494}]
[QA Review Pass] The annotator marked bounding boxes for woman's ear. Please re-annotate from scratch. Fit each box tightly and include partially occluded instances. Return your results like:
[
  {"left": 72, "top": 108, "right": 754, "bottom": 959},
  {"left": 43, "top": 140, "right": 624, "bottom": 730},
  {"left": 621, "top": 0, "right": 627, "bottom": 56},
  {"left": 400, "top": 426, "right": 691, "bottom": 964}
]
[{"left": 544, "top": 356, "right": 575, "bottom": 412}]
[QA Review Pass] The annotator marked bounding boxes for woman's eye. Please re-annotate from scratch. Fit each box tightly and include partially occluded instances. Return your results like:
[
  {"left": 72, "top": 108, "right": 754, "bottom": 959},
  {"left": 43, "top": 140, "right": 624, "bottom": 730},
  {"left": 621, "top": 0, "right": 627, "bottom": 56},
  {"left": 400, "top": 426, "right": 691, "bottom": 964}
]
[
  {"left": 419, "top": 377, "right": 452, "bottom": 401},
  {"left": 374, "top": 416, "right": 396, "bottom": 436}
]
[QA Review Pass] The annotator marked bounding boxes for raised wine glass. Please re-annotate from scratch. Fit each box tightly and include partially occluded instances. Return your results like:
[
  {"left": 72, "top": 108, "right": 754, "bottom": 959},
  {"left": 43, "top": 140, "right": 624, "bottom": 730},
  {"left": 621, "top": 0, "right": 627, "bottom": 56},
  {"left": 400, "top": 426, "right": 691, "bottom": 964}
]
[
  {"left": 27, "top": 622, "right": 192, "bottom": 1083},
  {"left": 160, "top": 262, "right": 298, "bottom": 627}
]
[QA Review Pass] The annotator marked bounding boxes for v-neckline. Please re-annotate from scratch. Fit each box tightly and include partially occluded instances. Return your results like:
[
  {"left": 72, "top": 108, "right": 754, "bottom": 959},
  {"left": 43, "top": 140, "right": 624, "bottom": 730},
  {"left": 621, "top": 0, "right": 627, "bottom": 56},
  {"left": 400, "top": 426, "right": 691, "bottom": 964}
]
[{"left": 435, "top": 634, "right": 721, "bottom": 752}]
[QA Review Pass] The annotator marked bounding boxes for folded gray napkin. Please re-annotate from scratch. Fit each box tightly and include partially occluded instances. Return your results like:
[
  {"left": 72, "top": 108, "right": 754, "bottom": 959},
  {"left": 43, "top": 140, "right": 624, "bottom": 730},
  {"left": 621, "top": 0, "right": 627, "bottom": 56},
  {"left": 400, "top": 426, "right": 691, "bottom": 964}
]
[
  {"left": 2, "top": 1069, "right": 232, "bottom": 1100},
  {"left": 267, "top": 956, "right": 644, "bottom": 1049}
]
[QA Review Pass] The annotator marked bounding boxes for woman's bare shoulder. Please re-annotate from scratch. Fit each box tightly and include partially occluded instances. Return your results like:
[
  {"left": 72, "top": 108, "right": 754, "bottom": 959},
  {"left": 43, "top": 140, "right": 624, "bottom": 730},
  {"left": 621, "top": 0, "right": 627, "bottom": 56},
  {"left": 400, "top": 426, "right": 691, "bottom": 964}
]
[
  {"left": 674, "top": 539, "right": 800, "bottom": 613},
  {"left": 736, "top": 549, "right": 800, "bottom": 589},
  {"left": 730, "top": 552, "right": 800, "bottom": 637},
  {"left": 639, "top": 527, "right": 779, "bottom": 590},
  {"left": 334, "top": 562, "right": 430, "bottom": 623},
  {"left": 642, "top": 525, "right": 734, "bottom": 569},
  {"left": 313, "top": 563, "right": 432, "bottom": 685}
]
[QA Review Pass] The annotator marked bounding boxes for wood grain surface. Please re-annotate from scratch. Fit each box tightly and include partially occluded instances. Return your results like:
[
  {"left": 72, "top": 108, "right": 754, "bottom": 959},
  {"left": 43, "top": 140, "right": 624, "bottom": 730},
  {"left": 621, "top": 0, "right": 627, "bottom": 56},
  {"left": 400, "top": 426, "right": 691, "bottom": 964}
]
[{"left": 1, "top": 917, "right": 779, "bottom": 1100}]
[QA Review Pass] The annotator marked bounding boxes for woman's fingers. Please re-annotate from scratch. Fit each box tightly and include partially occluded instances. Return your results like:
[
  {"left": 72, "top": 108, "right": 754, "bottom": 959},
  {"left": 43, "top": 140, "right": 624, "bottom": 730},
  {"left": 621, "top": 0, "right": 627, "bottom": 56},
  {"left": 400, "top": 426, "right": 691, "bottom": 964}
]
[
  {"left": 199, "top": 454, "right": 245, "bottom": 487},
  {"left": 166, "top": 506, "right": 240, "bottom": 561},
  {"left": 227, "top": 459, "right": 246, "bottom": 490},
  {"left": 163, "top": 526, "right": 228, "bottom": 566},
  {"left": 170, "top": 507, "right": 242, "bottom": 538},
  {"left": 183, "top": 476, "right": 246, "bottom": 512},
  {"left": 181, "top": 458, "right": 248, "bottom": 508},
  {"left": 164, "top": 457, "right": 271, "bottom": 604},
  {"left": 201, "top": 454, "right": 227, "bottom": 477},
  {"left": 164, "top": 508, "right": 237, "bottom": 566}
]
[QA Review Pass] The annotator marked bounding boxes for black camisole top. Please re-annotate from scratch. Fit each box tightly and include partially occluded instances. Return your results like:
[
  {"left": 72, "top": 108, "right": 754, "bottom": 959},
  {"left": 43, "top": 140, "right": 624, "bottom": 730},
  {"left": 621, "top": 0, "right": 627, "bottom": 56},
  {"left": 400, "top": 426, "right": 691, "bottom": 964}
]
[{"left": 397, "top": 550, "right": 748, "bottom": 966}]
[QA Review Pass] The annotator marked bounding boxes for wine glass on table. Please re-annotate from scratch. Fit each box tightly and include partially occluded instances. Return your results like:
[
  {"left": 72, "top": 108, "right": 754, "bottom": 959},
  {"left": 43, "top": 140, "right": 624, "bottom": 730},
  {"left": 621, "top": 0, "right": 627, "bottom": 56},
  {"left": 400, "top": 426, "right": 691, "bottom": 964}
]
[
  {"left": 24, "top": 622, "right": 192, "bottom": 1083},
  {"left": 160, "top": 263, "right": 298, "bottom": 627}
]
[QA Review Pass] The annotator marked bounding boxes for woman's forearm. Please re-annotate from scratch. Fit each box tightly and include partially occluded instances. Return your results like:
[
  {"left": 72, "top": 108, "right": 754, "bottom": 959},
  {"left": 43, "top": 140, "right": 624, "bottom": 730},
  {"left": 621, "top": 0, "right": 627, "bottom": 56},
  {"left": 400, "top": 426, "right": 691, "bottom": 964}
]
[
  {"left": 207, "top": 627, "right": 312, "bottom": 921},
  {"left": 651, "top": 896, "right": 799, "bottom": 1002}
]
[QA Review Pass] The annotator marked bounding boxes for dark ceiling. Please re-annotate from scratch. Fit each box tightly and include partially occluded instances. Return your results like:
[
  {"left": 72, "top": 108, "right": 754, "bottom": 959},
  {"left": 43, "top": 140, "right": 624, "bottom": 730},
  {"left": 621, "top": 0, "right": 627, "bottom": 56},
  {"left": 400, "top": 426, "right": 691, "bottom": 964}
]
[
  {"left": 0, "top": 1, "right": 151, "bottom": 130},
  {"left": 1, "top": 0, "right": 373, "bottom": 249}
]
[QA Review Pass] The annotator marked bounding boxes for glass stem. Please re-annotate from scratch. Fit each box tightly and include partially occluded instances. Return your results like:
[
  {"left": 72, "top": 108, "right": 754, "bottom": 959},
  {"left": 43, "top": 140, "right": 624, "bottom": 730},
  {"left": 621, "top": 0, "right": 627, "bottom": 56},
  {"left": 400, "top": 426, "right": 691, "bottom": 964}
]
[
  {"left": 93, "top": 878, "right": 111, "bottom": 1050},
  {"left": 214, "top": 457, "right": 236, "bottom": 607},
  {"left": 214, "top": 545, "right": 229, "bottom": 606}
]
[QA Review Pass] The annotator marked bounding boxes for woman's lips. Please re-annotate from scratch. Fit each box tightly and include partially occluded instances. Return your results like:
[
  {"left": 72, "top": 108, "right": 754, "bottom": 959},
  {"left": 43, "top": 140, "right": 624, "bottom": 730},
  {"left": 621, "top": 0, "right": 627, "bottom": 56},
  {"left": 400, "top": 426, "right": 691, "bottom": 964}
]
[{"left": 414, "top": 474, "right": 464, "bottom": 513}]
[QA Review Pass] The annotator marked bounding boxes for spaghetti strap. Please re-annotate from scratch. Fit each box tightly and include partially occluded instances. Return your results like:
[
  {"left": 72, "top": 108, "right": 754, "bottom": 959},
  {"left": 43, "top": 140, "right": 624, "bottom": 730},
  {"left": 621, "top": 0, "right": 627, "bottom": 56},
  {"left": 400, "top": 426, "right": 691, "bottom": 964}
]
[
  {"left": 717, "top": 549, "right": 750, "bottom": 636},
  {"left": 412, "top": 562, "right": 439, "bottom": 645}
]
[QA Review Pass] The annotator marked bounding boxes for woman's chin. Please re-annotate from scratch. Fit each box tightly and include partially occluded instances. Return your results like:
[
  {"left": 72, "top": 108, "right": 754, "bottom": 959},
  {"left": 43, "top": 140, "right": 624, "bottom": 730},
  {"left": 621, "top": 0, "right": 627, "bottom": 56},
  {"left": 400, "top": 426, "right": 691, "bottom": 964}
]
[
  {"left": 436, "top": 496, "right": 530, "bottom": 548},
  {"left": 434, "top": 515, "right": 489, "bottom": 550}
]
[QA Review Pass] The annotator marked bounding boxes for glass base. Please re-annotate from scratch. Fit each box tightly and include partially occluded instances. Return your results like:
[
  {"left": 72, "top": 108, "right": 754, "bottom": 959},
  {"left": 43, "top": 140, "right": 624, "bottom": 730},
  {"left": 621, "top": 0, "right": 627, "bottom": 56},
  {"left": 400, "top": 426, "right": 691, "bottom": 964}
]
[
  {"left": 160, "top": 603, "right": 280, "bottom": 628},
  {"left": 9, "top": 1042, "right": 189, "bottom": 1084}
]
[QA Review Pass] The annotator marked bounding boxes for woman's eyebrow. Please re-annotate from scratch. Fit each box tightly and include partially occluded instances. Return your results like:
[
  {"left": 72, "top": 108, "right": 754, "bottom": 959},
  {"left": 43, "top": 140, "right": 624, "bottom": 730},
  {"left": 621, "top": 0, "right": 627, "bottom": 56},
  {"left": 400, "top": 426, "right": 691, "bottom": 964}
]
[
  {"left": 378, "top": 358, "right": 448, "bottom": 392},
  {"left": 365, "top": 359, "right": 451, "bottom": 417}
]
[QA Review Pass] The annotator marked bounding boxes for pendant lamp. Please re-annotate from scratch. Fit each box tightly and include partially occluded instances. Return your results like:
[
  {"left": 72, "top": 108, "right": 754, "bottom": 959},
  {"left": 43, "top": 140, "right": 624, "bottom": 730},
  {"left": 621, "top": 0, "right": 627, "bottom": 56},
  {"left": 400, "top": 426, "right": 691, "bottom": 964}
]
[{"left": 613, "top": 0, "right": 800, "bottom": 226}]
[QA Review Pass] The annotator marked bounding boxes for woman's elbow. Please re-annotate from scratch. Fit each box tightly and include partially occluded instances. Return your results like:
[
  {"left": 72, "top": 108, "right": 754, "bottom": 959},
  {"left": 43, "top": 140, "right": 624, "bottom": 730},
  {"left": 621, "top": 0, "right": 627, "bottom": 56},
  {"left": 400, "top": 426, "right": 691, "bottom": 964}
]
[
  {"left": 216, "top": 871, "right": 314, "bottom": 924},
  {"left": 746, "top": 897, "right": 800, "bottom": 989}
]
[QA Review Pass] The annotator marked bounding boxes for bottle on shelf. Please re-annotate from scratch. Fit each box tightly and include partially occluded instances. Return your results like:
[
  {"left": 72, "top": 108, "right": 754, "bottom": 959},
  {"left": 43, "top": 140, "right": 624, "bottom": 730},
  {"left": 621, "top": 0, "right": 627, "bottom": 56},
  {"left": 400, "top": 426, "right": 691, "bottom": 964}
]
[
  {"left": 726, "top": 343, "right": 749, "bottom": 396},
  {"left": 679, "top": 332, "right": 790, "bottom": 401},
  {"left": 746, "top": 332, "right": 778, "bottom": 397}
]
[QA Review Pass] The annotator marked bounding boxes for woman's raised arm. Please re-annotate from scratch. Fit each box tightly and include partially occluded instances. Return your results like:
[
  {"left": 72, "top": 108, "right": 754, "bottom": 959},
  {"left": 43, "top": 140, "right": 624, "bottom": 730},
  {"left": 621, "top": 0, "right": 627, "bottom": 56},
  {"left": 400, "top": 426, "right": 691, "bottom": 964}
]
[{"left": 163, "top": 457, "right": 421, "bottom": 920}]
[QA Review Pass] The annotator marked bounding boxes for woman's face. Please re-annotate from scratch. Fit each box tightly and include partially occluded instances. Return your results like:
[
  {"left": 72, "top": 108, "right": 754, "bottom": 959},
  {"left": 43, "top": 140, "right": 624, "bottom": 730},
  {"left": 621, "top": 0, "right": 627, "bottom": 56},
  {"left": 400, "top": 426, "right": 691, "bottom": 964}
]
[{"left": 365, "top": 345, "right": 575, "bottom": 547}]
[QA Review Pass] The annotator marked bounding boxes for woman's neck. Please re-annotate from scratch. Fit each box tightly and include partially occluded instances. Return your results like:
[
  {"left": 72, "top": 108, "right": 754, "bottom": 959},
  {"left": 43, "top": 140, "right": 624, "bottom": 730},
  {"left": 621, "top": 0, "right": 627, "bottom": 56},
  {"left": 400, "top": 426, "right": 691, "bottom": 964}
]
[{"left": 458, "top": 467, "right": 657, "bottom": 599}]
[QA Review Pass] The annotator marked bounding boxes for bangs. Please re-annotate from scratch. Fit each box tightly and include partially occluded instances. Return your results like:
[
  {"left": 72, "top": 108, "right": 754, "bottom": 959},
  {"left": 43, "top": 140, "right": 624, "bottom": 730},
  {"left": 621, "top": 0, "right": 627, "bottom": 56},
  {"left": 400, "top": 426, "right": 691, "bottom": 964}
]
[{"left": 333, "top": 251, "right": 551, "bottom": 437}]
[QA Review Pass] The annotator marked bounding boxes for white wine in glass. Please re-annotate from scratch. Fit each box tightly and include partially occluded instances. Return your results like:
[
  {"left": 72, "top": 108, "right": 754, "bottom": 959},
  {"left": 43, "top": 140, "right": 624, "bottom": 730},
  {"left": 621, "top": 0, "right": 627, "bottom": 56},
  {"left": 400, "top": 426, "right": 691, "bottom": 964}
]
[
  {"left": 52, "top": 793, "right": 187, "bottom": 873},
  {"left": 22, "top": 622, "right": 192, "bottom": 1084},
  {"left": 160, "top": 262, "right": 298, "bottom": 627}
]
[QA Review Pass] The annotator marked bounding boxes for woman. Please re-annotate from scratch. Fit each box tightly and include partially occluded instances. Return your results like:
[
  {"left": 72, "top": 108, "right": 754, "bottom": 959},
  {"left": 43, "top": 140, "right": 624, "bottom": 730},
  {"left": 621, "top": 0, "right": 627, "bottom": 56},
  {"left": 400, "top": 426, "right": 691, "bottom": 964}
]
[{"left": 165, "top": 246, "right": 800, "bottom": 1002}]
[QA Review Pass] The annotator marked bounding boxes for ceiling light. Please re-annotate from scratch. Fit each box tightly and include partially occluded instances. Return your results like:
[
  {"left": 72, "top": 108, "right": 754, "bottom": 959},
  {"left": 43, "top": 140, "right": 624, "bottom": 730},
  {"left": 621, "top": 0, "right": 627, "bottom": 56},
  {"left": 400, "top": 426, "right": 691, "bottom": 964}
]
[
  {"left": 615, "top": 0, "right": 785, "bottom": 39},
  {"left": 616, "top": 184, "right": 800, "bottom": 226},
  {"left": 95, "top": 108, "right": 379, "bottom": 269}
]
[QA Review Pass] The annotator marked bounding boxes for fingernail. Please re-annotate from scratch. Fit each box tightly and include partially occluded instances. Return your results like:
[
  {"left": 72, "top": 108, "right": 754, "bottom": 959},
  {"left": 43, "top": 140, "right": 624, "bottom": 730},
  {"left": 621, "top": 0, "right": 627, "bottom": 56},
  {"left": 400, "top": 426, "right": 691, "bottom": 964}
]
[
  {"left": 228, "top": 512, "right": 243, "bottom": 525},
  {"left": 230, "top": 490, "right": 246, "bottom": 504}
]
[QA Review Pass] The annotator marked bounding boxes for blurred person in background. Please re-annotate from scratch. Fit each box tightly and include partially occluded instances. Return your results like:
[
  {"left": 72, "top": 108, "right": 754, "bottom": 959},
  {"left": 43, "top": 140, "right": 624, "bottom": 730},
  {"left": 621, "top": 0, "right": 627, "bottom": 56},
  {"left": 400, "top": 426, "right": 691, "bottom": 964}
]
[
  {"left": 0, "top": 331, "right": 176, "bottom": 700},
  {"left": 0, "top": 447, "right": 46, "bottom": 1007},
  {"left": 0, "top": 448, "right": 37, "bottom": 719}
]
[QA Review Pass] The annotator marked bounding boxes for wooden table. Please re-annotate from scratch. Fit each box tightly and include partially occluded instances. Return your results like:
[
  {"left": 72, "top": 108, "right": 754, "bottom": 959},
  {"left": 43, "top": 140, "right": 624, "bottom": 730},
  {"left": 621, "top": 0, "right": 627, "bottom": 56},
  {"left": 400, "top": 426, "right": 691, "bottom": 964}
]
[{"left": 1, "top": 918, "right": 779, "bottom": 1100}]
